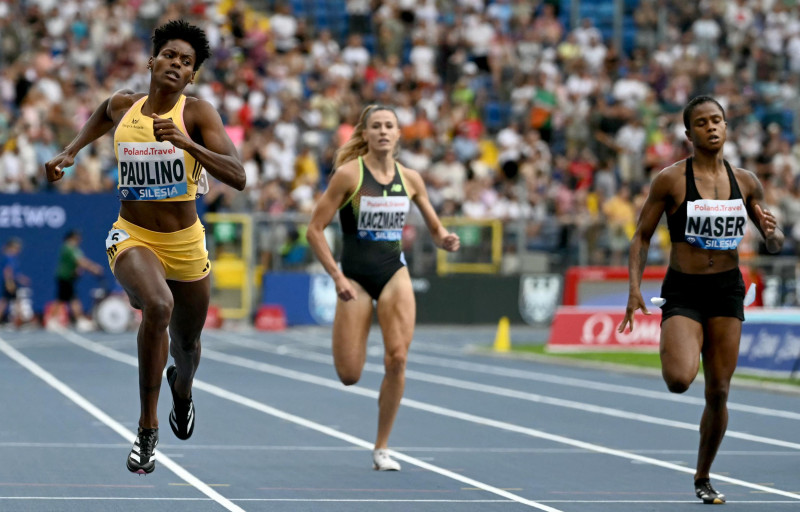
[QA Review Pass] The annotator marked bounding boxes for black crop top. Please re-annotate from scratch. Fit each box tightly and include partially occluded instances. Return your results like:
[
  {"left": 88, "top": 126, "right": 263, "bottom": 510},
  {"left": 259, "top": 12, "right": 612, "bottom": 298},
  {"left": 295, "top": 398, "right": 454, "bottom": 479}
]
[{"left": 666, "top": 157, "right": 747, "bottom": 250}]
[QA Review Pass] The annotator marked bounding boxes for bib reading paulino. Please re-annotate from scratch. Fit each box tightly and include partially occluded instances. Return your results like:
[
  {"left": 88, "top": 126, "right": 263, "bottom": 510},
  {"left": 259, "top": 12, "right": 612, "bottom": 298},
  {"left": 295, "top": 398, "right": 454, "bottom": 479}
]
[{"left": 117, "top": 141, "right": 188, "bottom": 200}]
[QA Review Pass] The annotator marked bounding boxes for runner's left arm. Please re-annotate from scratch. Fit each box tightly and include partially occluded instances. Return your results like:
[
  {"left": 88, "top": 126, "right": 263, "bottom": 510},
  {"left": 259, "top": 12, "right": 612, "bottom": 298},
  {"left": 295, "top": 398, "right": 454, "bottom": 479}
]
[
  {"left": 743, "top": 170, "right": 784, "bottom": 253},
  {"left": 152, "top": 99, "right": 245, "bottom": 191},
  {"left": 405, "top": 169, "right": 460, "bottom": 252}
]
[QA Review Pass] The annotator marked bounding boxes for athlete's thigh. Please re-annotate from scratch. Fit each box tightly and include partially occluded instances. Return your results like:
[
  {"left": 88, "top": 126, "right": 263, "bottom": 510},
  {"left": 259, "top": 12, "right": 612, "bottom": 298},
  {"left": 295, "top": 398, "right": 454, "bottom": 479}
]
[
  {"left": 376, "top": 267, "right": 415, "bottom": 354},
  {"left": 114, "top": 247, "right": 171, "bottom": 306},
  {"left": 660, "top": 315, "right": 704, "bottom": 377},
  {"left": 332, "top": 278, "right": 374, "bottom": 372},
  {"left": 701, "top": 317, "right": 741, "bottom": 385},
  {"left": 167, "top": 275, "right": 211, "bottom": 339}
]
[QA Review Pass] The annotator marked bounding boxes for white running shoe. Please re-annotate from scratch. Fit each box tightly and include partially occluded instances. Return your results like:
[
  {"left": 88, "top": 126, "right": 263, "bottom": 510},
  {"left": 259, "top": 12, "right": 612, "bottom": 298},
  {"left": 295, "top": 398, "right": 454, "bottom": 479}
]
[{"left": 372, "top": 449, "right": 401, "bottom": 471}]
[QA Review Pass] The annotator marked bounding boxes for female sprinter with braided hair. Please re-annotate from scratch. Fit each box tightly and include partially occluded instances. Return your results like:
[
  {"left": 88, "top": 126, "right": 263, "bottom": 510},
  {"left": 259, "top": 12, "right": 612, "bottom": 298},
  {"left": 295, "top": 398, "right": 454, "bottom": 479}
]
[{"left": 307, "top": 105, "right": 460, "bottom": 471}]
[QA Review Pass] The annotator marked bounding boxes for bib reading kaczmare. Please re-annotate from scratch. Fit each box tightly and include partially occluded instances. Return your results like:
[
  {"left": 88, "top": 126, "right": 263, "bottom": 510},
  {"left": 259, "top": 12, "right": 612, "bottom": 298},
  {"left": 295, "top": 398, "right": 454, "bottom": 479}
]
[{"left": 357, "top": 196, "right": 410, "bottom": 241}]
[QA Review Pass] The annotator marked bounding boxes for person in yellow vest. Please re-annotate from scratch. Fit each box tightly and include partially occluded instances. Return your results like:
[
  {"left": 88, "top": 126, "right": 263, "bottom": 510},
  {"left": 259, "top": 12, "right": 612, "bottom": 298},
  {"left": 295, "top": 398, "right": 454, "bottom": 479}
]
[{"left": 44, "top": 20, "right": 245, "bottom": 474}]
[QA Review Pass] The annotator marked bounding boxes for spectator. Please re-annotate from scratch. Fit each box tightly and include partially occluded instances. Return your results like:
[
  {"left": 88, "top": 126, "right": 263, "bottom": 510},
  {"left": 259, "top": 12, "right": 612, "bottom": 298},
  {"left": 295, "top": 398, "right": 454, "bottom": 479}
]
[
  {"left": 615, "top": 115, "right": 647, "bottom": 185},
  {"left": 602, "top": 183, "right": 636, "bottom": 266},
  {"left": 53, "top": 229, "right": 104, "bottom": 331},
  {"left": 428, "top": 146, "right": 467, "bottom": 208},
  {"left": 0, "top": 0, "right": 796, "bottom": 275},
  {"left": 341, "top": 34, "right": 371, "bottom": 78},
  {"left": 0, "top": 237, "right": 28, "bottom": 326}
]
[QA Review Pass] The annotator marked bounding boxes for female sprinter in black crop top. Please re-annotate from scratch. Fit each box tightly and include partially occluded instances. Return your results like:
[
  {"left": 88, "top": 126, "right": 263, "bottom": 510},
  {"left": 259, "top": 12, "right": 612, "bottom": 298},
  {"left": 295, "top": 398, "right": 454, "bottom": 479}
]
[
  {"left": 619, "top": 96, "right": 783, "bottom": 504},
  {"left": 307, "top": 105, "right": 460, "bottom": 471}
]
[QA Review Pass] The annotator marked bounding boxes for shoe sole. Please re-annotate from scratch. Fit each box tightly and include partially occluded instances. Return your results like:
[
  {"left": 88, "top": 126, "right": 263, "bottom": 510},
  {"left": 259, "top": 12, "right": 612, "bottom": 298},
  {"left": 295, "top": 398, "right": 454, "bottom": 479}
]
[
  {"left": 167, "top": 365, "right": 194, "bottom": 440},
  {"left": 373, "top": 465, "right": 400, "bottom": 471},
  {"left": 126, "top": 459, "right": 155, "bottom": 474}
]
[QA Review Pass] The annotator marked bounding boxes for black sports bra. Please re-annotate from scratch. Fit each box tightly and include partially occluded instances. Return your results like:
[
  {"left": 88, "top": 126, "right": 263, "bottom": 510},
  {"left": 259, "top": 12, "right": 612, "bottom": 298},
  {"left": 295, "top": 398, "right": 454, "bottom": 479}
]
[{"left": 666, "top": 157, "right": 747, "bottom": 250}]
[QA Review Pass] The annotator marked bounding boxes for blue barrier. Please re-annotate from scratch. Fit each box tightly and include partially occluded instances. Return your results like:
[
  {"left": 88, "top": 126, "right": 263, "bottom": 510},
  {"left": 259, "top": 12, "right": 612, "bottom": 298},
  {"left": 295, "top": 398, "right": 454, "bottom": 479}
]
[
  {"left": 0, "top": 193, "right": 207, "bottom": 318},
  {"left": 0, "top": 193, "right": 121, "bottom": 315},
  {"left": 739, "top": 310, "right": 800, "bottom": 376},
  {"left": 262, "top": 272, "right": 336, "bottom": 326}
]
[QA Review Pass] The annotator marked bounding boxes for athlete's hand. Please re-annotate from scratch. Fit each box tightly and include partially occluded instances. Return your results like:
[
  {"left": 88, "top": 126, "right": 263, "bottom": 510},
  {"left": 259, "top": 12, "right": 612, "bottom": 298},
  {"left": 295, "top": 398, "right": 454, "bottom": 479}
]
[
  {"left": 151, "top": 114, "right": 193, "bottom": 150},
  {"left": 334, "top": 274, "right": 357, "bottom": 302},
  {"left": 44, "top": 152, "right": 75, "bottom": 182},
  {"left": 435, "top": 230, "right": 461, "bottom": 252},
  {"left": 755, "top": 204, "right": 777, "bottom": 237},
  {"left": 618, "top": 291, "right": 649, "bottom": 333}
]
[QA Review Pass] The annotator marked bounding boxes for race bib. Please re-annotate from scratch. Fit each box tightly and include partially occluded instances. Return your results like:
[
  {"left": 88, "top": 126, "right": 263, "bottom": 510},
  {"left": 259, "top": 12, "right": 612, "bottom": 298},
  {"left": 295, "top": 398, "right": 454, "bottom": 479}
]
[
  {"left": 357, "top": 196, "right": 410, "bottom": 241},
  {"left": 196, "top": 169, "right": 209, "bottom": 197},
  {"left": 105, "top": 229, "right": 130, "bottom": 249},
  {"left": 684, "top": 198, "right": 747, "bottom": 250},
  {"left": 105, "top": 229, "right": 130, "bottom": 260},
  {"left": 117, "top": 141, "right": 188, "bottom": 200}
]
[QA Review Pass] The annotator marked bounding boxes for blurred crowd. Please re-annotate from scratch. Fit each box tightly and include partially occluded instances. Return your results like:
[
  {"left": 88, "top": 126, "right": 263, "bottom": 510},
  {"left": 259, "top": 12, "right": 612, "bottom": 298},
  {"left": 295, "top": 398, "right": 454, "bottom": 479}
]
[{"left": 2, "top": 0, "right": 800, "bottom": 266}]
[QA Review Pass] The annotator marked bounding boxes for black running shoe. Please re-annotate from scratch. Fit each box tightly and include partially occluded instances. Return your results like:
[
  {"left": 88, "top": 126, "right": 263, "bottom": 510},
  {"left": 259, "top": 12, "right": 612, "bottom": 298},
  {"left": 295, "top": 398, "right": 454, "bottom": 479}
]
[
  {"left": 695, "top": 478, "right": 726, "bottom": 504},
  {"left": 167, "top": 365, "right": 195, "bottom": 440},
  {"left": 127, "top": 427, "right": 158, "bottom": 474}
]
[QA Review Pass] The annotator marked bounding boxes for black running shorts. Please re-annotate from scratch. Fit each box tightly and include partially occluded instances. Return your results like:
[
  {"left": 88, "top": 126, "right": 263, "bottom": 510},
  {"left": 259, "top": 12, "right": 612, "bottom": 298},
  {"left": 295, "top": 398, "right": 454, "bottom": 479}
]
[{"left": 659, "top": 267, "right": 745, "bottom": 323}]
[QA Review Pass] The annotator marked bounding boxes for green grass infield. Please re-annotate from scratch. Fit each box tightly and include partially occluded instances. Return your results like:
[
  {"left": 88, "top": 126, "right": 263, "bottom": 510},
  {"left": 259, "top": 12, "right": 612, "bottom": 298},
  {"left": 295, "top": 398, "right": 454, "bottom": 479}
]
[{"left": 511, "top": 344, "right": 800, "bottom": 389}]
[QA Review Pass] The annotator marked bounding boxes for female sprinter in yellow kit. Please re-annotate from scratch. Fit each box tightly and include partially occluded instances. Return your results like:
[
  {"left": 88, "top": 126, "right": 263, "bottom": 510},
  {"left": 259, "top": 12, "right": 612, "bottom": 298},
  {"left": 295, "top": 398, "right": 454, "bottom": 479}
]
[{"left": 45, "top": 20, "right": 245, "bottom": 474}]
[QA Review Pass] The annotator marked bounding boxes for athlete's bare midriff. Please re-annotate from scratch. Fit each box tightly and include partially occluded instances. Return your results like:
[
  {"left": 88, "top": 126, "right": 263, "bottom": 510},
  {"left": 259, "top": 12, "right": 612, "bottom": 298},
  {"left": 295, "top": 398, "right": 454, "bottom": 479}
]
[
  {"left": 668, "top": 243, "right": 739, "bottom": 274},
  {"left": 120, "top": 200, "right": 198, "bottom": 232}
]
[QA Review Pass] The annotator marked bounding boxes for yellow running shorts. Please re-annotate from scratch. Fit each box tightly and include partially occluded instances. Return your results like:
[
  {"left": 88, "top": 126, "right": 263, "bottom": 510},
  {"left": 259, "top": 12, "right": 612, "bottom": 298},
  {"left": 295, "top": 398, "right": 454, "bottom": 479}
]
[{"left": 105, "top": 216, "right": 210, "bottom": 282}]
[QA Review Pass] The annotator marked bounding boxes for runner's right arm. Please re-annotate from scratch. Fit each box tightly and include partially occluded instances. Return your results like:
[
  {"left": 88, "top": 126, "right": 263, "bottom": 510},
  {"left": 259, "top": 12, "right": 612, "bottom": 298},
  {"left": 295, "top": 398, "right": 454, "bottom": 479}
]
[
  {"left": 44, "top": 90, "right": 135, "bottom": 182},
  {"left": 618, "top": 168, "right": 672, "bottom": 332},
  {"left": 307, "top": 164, "right": 358, "bottom": 301}
]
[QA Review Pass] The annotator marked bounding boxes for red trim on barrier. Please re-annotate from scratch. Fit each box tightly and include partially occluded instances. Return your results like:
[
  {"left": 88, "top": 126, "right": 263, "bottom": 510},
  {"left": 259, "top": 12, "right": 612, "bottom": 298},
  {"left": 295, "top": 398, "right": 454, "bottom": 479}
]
[
  {"left": 547, "top": 306, "right": 662, "bottom": 351},
  {"left": 255, "top": 304, "right": 287, "bottom": 331}
]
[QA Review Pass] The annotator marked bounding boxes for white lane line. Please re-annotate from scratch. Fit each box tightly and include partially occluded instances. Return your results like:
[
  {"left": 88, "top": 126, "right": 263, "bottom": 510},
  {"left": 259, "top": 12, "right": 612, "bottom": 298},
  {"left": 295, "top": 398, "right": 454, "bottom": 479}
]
[
  {"left": 400, "top": 370, "right": 800, "bottom": 451},
  {"left": 189, "top": 377, "right": 563, "bottom": 512},
  {"left": 538, "top": 500, "right": 800, "bottom": 504},
  {"left": 3, "top": 442, "right": 795, "bottom": 456},
  {"left": 2, "top": 497, "right": 798, "bottom": 504},
  {"left": 0, "top": 338, "right": 244, "bottom": 512},
  {"left": 196, "top": 347, "right": 800, "bottom": 502},
  {"left": 54, "top": 330, "right": 564, "bottom": 512},
  {"left": 209, "top": 334, "right": 800, "bottom": 452},
  {"left": 0, "top": 498, "right": 211, "bottom": 501},
  {"left": 0, "top": 497, "right": 515, "bottom": 503},
  {"left": 269, "top": 330, "right": 800, "bottom": 421},
  {"left": 408, "top": 353, "right": 800, "bottom": 420},
  {"left": 278, "top": 327, "right": 468, "bottom": 356}
]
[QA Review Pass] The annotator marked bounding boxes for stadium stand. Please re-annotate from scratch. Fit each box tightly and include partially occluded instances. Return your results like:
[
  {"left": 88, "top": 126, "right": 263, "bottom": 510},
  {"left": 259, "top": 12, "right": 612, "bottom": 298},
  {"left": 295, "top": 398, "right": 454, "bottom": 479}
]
[{"left": 1, "top": 0, "right": 800, "bottom": 274}]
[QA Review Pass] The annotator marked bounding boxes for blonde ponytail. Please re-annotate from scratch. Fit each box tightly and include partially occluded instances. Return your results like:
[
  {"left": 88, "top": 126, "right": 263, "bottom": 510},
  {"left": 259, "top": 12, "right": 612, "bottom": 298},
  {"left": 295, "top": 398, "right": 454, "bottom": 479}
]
[{"left": 333, "top": 105, "right": 399, "bottom": 170}]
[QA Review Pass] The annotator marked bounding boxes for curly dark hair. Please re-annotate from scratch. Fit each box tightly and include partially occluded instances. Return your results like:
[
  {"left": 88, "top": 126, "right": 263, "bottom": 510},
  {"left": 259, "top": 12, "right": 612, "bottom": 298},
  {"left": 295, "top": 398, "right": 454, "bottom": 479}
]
[
  {"left": 152, "top": 20, "right": 211, "bottom": 70},
  {"left": 683, "top": 95, "right": 726, "bottom": 130}
]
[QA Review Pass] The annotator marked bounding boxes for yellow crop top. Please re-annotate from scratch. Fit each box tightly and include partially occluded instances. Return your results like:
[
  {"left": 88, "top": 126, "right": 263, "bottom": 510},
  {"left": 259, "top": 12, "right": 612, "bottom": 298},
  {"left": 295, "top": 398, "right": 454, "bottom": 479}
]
[{"left": 113, "top": 95, "right": 207, "bottom": 201}]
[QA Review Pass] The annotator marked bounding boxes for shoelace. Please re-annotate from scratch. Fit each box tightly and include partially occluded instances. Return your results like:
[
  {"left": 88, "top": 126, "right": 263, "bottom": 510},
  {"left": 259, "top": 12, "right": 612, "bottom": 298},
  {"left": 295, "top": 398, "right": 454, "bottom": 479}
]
[
  {"left": 139, "top": 431, "right": 158, "bottom": 458},
  {"left": 697, "top": 481, "right": 720, "bottom": 497}
]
